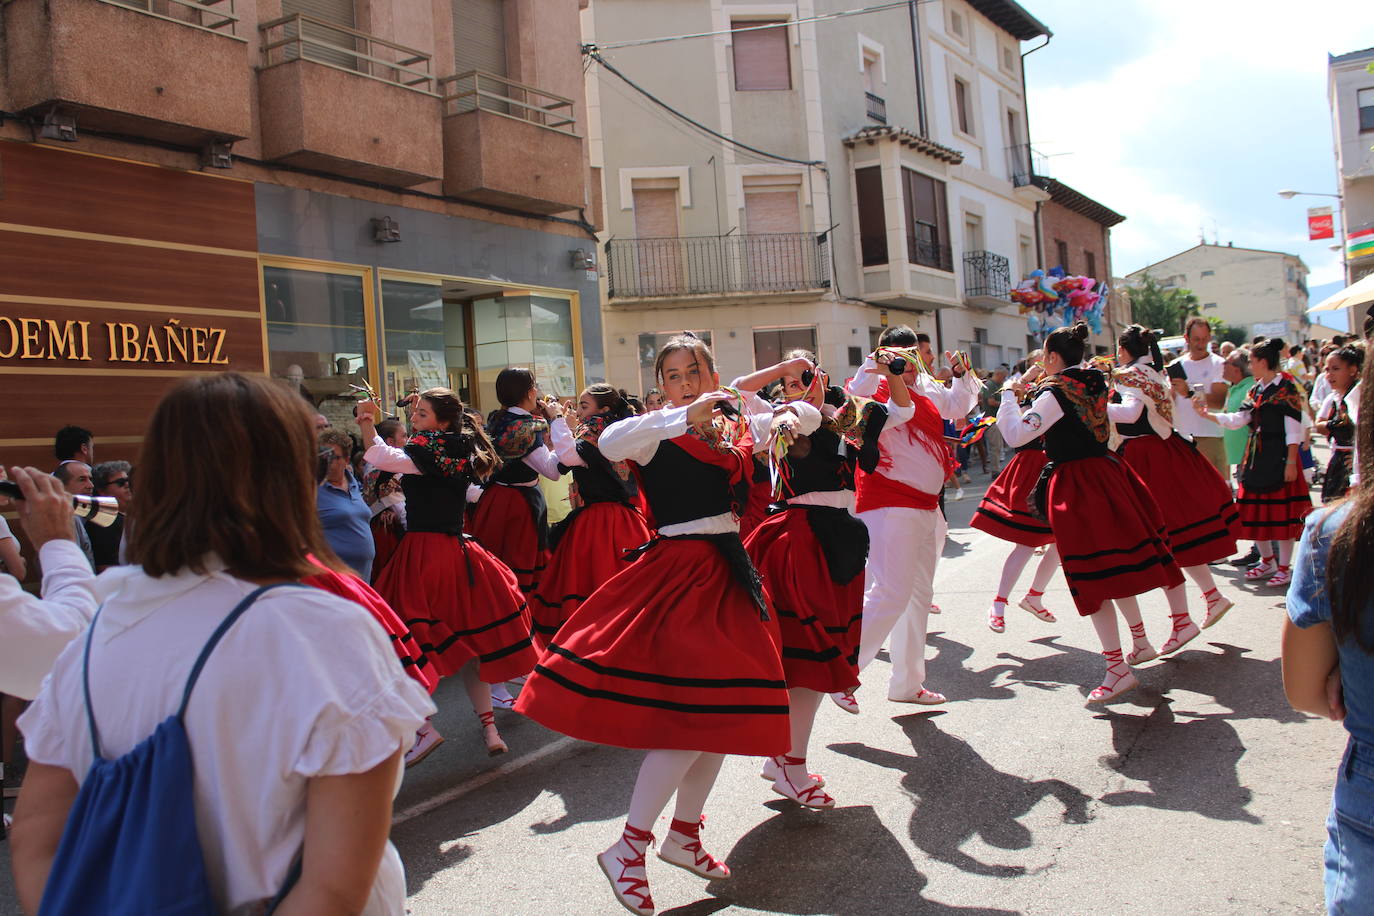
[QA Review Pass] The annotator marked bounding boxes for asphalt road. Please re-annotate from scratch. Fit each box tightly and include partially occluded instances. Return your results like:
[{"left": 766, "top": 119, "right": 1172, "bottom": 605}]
[{"left": 1, "top": 461, "right": 1349, "bottom": 915}]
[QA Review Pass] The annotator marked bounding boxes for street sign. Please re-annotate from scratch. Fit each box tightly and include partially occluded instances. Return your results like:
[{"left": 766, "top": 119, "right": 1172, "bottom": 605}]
[{"left": 1308, "top": 206, "right": 1334, "bottom": 241}]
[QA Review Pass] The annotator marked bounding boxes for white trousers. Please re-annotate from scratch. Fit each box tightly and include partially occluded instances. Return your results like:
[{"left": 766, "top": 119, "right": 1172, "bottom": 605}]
[{"left": 856, "top": 505, "right": 946, "bottom": 699}]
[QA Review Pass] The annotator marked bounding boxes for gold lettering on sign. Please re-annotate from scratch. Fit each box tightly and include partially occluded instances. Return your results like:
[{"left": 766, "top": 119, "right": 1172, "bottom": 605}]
[
  {"left": 44, "top": 319, "right": 80, "bottom": 360},
  {"left": 208, "top": 328, "right": 229, "bottom": 365},
  {"left": 142, "top": 324, "right": 164, "bottom": 363},
  {"left": 164, "top": 319, "right": 188, "bottom": 362},
  {"left": 78, "top": 321, "right": 91, "bottom": 361},
  {"left": 20, "top": 318, "right": 43, "bottom": 359},
  {"left": 190, "top": 326, "right": 208, "bottom": 364},
  {"left": 118, "top": 323, "right": 143, "bottom": 362},
  {"left": 0, "top": 317, "right": 17, "bottom": 359},
  {"left": 105, "top": 322, "right": 120, "bottom": 362}
]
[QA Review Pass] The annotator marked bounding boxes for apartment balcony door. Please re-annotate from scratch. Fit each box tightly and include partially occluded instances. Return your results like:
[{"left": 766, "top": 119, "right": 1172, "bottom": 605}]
[
  {"left": 631, "top": 182, "right": 685, "bottom": 296},
  {"left": 743, "top": 183, "right": 804, "bottom": 291},
  {"left": 281, "top": 0, "right": 357, "bottom": 69}
]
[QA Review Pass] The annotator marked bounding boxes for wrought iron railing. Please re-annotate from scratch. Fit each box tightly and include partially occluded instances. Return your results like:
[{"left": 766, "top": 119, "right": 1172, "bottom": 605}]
[
  {"left": 259, "top": 14, "right": 434, "bottom": 93},
  {"left": 964, "top": 250, "right": 1011, "bottom": 300},
  {"left": 909, "top": 237, "right": 954, "bottom": 272},
  {"left": 1005, "top": 142, "right": 1048, "bottom": 188},
  {"left": 439, "top": 70, "right": 577, "bottom": 136},
  {"left": 605, "top": 233, "right": 831, "bottom": 299},
  {"left": 865, "top": 91, "right": 887, "bottom": 124},
  {"left": 95, "top": 0, "right": 238, "bottom": 35}
]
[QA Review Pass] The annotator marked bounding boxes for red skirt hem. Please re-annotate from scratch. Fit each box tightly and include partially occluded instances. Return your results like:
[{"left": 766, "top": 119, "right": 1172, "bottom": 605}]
[
  {"left": 1046, "top": 456, "right": 1184, "bottom": 616},
  {"left": 1235, "top": 478, "right": 1313, "bottom": 542},
  {"left": 515, "top": 537, "right": 790, "bottom": 756},
  {"left": 1118, "top": 435, "right": 1239, "bottom": 567},
  {"left": 374, "top": 531, "right": 538, "bottom": 683},
  {"left": 971, "top": 450, "right": 1054, "bottom": 547},
  {"left": 531, "top": 502, "right": 651, "bottom": 647},
  {"left": 744, "top": 508, "right": 861, "bottom": 694},
  {"left": 467, "top": 484, "right": 549, "bottom": 594}
]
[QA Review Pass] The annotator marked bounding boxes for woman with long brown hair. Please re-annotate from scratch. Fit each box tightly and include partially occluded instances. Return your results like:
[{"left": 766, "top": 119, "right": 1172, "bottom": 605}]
[
  {"left": 1284, "top": 343, "right": 1374, "bottom": 913},
  {"left": 359, "top": 388, "right": 538, "bottom": 759},
  {"left": 11, "top": 373, "right": 434, "bottom": 914}
]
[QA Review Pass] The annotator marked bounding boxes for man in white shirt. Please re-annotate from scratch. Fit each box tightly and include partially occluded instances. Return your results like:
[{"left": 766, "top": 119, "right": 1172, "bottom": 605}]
[
  {"left": 1166, "top": 317, "right": 1229, "bottom": 479},
  {"left": 0, "top": 467, "right": 98, "bottom": 700}
]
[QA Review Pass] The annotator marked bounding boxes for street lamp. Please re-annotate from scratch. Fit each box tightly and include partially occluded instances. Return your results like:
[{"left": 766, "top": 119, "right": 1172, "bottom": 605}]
[{"left": 1277, "top": 189, "right": 1348, "bottom": 285}]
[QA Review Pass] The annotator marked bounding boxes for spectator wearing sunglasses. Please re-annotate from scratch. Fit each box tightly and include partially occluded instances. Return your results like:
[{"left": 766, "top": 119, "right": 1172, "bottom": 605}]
[
  {"left": 317, "top": 429, "right": 375, "bottom": 580},
  {"left": 89, "top": 461, "right": 132, "bottom": 572}
]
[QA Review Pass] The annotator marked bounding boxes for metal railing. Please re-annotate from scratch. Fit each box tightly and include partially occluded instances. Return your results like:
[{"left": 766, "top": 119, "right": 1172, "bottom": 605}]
[
  {"left": 439, "top": 70, "right": 577, "bottom": 136},
  {"left": 259, "top": 14, "right": 434, "bottom": 93},
  {"left": 1005, "top": 142, "right": 1048, "bottom": 188},
  {"left": 95, "top": 0, "right": 238, "bottom": 36},
  {"left": 865, "top": 91, "right": 886, "bottom": 124},
  {"left": 964, "top": 250, "right": 1011, "bottom": 300},
  {"left": 909, "top": 237, "right": 953, "bottom": 272},
  {"left": 606, "top": 233, "right": 830, "bottom": 299}
]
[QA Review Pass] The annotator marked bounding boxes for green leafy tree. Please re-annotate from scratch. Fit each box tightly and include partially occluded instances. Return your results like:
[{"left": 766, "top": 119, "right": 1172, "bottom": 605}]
[
  {"left": 1206, "top": 317, "right": 1248, "bottom": 347},
  {"left": 1127, "top": 274, "right": 1200, "bottom": 334}
]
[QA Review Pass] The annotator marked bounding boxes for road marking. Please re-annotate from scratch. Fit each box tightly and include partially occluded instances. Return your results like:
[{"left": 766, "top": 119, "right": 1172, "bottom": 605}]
[{"left": 392, "top": 736, "right": 578, "bottom": 827}]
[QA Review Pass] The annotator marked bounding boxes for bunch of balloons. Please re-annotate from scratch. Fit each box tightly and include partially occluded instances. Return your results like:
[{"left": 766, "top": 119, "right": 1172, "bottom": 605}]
[{"left": 1010, "top": 267, "right": 1109, "bottom": 335}]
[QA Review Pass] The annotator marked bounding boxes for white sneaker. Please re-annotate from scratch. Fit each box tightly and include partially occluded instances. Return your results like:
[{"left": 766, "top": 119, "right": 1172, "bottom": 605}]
[{"left": 953, "top": 487, "right": 965, "bottom": 501}]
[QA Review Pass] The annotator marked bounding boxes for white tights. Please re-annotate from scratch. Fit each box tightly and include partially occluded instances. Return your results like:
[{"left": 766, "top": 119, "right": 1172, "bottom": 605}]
[
  {"left": 995, "top": 543, "right": 1060, "bottom": 603},
  {"left": 787, "top": 687, "right": 823, "bottom": 759},
  {"left": 626, "top": 749, "right": 725, "bottom": 833}
]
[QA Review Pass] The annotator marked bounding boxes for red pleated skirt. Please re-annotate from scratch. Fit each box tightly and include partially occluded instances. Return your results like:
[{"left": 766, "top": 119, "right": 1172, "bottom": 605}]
[
  {"left": 744, "top": 508, "right": 862, "bottom": 694},
  {"left": 970, "top": 449, "right": 1054, "bottom": 547},
  {"left": 531, "top": 501, "right": 652, "bottom": 646},
  {"left": 373, "top": 531, "right": 538, "bottom": 683},
  {"left": 368, "top": 514, "right": 403, "bottom": 585},
  {"left": 467, "top": 483, "right": 549, "bottom": 595},
  {"left": 1235, "top": 478, "right": 1313, "bottom": 542},
  {"left": 304, "top": 561, "right": 439, "bottom": 694},
  {"left": 515, "top": 537, "right": 790, "bottom": 756},
  {"left": 1118, "top": 435, "right": 1239, "bottom": 567},
  {"left": 1045, "top": 455, "right": 1184, "bottom": 616},
  {"left": 739, "top": 478, "right": 772, "bottom": 541}
]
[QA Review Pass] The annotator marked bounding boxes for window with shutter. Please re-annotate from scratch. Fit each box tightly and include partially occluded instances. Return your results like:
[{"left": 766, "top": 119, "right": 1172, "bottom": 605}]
[
  {"left": 855, "top": 166, "right": 887, "bottom": 267},
  {"left": 902, "top": 169, "right": 951, "bottom": 271},
  {"left": 732, "top": 20, "right": 791, "bottom": 91},
  {"left": 452, "top": 0, "right": 507, "bottom": 78},
  {"left": 1055, "top": 239, "right": 1070, "bottom": 272},
  {"left": 954, "top": 78, "right": 973, "bottom": 136},
  {"left": 632, "top": 183, "right": 683, "bottom": 296},
  {"left": 1085, "top": 251, "right": 1096, "bottom": 279},
  {"left": 743, "top": 185, "right": 804, "bottom": 289},
  {"left": 282, "top": 0, "right": 357, "bottom": 69}
]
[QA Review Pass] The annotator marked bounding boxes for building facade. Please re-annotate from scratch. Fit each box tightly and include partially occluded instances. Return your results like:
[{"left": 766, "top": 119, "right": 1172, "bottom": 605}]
[
  {"left": 0, "top": 0, "right": 601, "bottom": 481},
  {"left": 1124, "top": 244, "right": 1310, "bottom": 341},
  {"left": 1034, "top": 177, "right": 1127, "bottom": 353},
  {"left": 1328, "top": 47, "right": 1374, "bottom": 330},
  {"left": 583, "top": 0, "right": 1052, "bottom": 392}
]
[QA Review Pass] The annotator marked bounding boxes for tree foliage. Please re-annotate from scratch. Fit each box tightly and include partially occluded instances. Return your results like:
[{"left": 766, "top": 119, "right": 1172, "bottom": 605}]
[
  {"left": 1127, "top": 274, "right": 1200, "bottom": 334},
  {"left": 1206, "top": 317, "right": 1248, "bottom": 347}
]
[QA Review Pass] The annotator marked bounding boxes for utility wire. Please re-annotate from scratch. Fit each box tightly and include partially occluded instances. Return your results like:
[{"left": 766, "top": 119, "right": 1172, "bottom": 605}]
[{"left": 588, "top": 0, "right": 918, "bottom": 51}]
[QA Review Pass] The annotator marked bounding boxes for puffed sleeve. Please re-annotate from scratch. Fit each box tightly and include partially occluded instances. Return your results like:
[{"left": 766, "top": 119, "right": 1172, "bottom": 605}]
[
  {"left": 1107, "top": 388, "right": 1145, "bottom": 424},
  {"left": 998, "top": 389, "right": 1063, "bottom": 448},
  {"left": 600, "top": 405, "right": 690, "bottom": 464},
  {"left": 549, "top": 416, "right": 586, "bottom": 468},
  {"left": 1208, "top": 408, "right": 1252, "bottom": 430},
  {"left": 364, "top": 435, "right": 420, "bottom": 474}
]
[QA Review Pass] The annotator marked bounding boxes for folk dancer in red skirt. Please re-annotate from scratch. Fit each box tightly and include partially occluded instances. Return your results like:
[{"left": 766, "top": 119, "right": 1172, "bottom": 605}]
[
  {"left": 1194, "top": 337, "right": 1314, "bottom": 588},
  {"left": 1314, "top": 344, "right": 1363, "bottom": 503},
  {"left": 359, "top": 390, "right": 539, "bottom": 758},
  {"left": 361, "top": 416, "right": 408, "bottom": 584},
  {"left": 531, "top": 384, "right": 652, "bottom": 647},
  {"left": 1105, "top": 325, "right": 1240, "bottom": 663},
  {"left": 469, "top": 367, "right": 563, "bottom": 596},
  {"left": 996, "top": 324, "right": 1184, "bottom": 703},
  {"left": 743, "top": 350, "right": 879, "bottom": 809},
  {"left": 843, "top": 325, "right": 980, "bottom": 708},
  {"left": 516, "top": 335, "right": 813, "bottom": 916},
  {"left": 970, "top": 360, "right": 1062, "bottom": 634}
]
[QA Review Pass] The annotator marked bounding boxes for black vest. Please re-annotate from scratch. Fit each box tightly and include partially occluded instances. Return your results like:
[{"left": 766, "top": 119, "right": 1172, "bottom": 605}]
[
  {"left": 400, "top": 472, "right": 468, "bottom": 535},
  {"left": 564, "top": 440, "right": 635, "bottom": 505},
  {"left": 1042, "top": 373, "right": 1110, "bottom": 464},
  {"left": 637, "top": 439, "right": 734, "bottom": 527},
  {"left": 784, "top": 425, "right": 854, "bottom": 496},
  {"left": 1110, "top": 390, "right": 1155, "bottom": 439}
]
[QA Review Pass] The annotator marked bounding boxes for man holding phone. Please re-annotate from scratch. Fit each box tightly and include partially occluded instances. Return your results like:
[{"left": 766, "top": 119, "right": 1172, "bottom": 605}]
[{"left": 1167, "top": 316, "right": 1230, "bottom": 480}]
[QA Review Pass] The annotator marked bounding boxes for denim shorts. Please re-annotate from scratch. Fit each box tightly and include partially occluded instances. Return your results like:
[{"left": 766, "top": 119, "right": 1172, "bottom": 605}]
[{"left": 1326, "top": 738, "right": 1374, "bottom": 914}]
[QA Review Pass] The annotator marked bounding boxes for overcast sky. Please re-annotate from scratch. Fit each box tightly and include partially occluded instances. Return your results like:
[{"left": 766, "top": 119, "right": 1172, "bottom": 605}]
[{"left": 1022, "top": 0, "right": 1373, "bottom": 306}]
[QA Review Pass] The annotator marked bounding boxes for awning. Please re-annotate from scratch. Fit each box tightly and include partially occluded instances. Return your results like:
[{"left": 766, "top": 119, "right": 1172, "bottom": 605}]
[{"left": 1308, "top": 272, "right": 1374, "bottom": 313}]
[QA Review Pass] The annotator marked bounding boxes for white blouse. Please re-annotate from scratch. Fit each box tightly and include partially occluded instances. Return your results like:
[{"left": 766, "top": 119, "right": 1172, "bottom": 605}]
[
  {"left": 998, "top": 388, "right": 1065, "bottom": 448},
  {"left": 1106, "top": 361, "right": 1175, "bottom": 440},
  {"left": 0, "top": 539, "right": 96, "bottom": 700},
  {"left": 1207, "top": 376, "right": 1304, "bottom": 446},
  {"left": 19, "top": 560, "right": 435, "bottom": 915}
]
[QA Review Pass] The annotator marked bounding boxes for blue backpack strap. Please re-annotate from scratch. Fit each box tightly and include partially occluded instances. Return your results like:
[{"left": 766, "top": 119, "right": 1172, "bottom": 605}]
[
  {"left": 177, "top": 583, "right": 304, "bottom": 720},
  {"left": 80, "top": 605, "right": 107, "bottom": 760}
]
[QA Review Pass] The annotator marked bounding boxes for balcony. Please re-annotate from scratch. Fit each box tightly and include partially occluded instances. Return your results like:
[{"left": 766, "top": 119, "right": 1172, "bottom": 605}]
[
  {"left": 605, "top": 233, "right": 830, "bottom": 302},
  {"left": 257, "top": 14, "right": 442, "bottom": 186},
  {"left": 865, "top": 92, "right": 887, "bottom": 124},
  {"left": 963, "top": 250, "right": 1012, "bottom": 309},
  {"left": 440, "top": 70, "right": 585, "bottom": 214},
  {"left": 1005, "top": 142, "right": 1051, "bottom": 188},
  {"left": 2, "top": 0, "right": 252, "bottom": 145}
]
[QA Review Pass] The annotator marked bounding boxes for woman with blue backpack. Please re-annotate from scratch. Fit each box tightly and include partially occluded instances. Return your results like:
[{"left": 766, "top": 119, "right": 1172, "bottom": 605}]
[{"left": 9, "top": 373, "right": 435, "bottom": 915}]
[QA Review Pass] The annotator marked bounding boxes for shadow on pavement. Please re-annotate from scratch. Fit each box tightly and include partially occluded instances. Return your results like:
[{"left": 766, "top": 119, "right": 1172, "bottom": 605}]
[
  {"left": 925, "top": 632, "right": 1018, "bottom": 702},
  {"left": 830, "top": 713, "right": 1091, "bottom": 878},
  {"left": 697, "top": 801, "right": 1019, "bottom": 915},
  {"left": 1096, "top": 701, "right": 1259, "bottom": 824}
]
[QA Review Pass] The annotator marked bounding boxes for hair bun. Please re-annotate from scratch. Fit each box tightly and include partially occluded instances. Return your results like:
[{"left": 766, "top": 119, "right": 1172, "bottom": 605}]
[
  {"left": 1072, "top": 323, "right": 1090, "bottom": 341},
  {"left": 1147, "top": 328, "right": 1162, "bottom": 340}
]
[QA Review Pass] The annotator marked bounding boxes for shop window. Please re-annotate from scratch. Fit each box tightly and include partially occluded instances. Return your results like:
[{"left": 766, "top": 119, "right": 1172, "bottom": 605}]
[
  {"left": 638, "top": 330, "right": 712, "bottom": 398},
  {"left": 264, "top": 264, "right": 369, "bottom": 428},
  {"left": 381, "top": 278, "right": 459, "bottom": 407},
  {"left": 856, "top": 166, "right": 888, "bottom": 266},
  {"left": 753, "top": 326, "right": 817, "bottom": 369},
  {"left": 473, "top": 294, "right": 578, "bottom": 412},
  {"left": 732, "top": 20, "right": 791, "bottom": 91}
]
